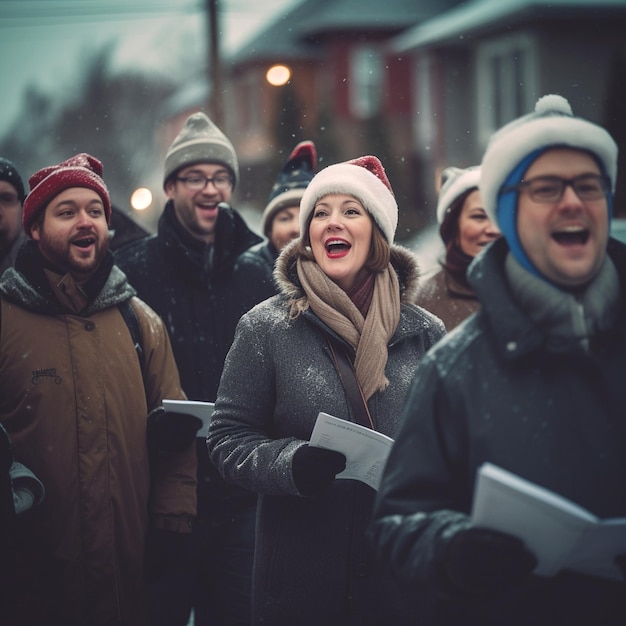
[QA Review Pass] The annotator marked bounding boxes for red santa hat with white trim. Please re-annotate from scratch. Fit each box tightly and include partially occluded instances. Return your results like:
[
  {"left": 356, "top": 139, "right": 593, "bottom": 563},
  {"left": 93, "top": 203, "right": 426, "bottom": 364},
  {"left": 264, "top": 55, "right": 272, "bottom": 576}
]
[{"left": 299, "top": 155, "right": 397, "bottom": 243}]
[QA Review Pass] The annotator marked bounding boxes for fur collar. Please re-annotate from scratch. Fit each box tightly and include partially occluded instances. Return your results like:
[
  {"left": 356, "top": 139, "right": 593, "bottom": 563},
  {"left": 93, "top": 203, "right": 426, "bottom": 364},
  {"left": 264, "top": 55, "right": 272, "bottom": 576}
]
[{"left": 273, "top": 238, "right": 421, "bottom": 305}]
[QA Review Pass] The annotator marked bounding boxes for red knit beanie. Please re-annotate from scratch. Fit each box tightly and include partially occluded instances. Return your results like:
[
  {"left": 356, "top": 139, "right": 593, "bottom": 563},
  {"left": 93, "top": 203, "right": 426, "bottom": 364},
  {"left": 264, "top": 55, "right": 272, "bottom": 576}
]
[{"left": 23, "top": 153, "right": 112, "bottom": 235}]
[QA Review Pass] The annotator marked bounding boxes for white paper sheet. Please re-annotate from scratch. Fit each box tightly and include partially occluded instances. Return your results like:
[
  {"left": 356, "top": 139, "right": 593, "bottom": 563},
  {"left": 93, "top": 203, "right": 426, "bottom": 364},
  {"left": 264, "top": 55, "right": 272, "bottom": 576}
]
[{"left": 309, "top": 412, "right": 394, "bottom": 491}]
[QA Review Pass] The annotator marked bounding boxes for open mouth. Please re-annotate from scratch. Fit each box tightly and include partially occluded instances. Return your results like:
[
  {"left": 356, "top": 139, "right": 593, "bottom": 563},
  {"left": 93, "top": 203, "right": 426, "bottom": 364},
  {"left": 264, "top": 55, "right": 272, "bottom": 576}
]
[
  {"left": 325, "top": 238, "right": 351, "bottom": 256},
  {"left": 72, "top": 236, "right": 96, "bottom": 248},
  {"left": 552, "top": 226, "right": 589, "bottom": 246}
]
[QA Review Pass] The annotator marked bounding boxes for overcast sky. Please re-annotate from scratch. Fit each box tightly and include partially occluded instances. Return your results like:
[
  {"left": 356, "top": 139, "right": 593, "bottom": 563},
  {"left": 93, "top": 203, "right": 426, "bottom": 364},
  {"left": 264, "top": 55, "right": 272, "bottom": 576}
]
[{"left": 0, "top": 0, "right": 300, "bottom": 136}]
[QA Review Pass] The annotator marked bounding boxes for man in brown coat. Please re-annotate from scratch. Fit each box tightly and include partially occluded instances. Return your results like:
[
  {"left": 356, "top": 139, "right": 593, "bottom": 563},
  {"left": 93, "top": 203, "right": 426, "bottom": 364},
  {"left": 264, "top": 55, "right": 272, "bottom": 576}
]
[
  {"left": 0, "top": 153, "right": 199, "bottom": 625},
  {"left": 0, "top": 156, "right": 27, "bottom": 276}
]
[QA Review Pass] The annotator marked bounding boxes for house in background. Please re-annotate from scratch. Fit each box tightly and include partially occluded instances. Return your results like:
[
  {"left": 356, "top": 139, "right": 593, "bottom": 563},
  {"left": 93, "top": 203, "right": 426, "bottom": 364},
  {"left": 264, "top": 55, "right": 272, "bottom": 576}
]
[
  {"left": 221, "top": 0, "right": 463, "bottom": 238},
  {"left": 392, "top": 0, "right": 626, "bottom": 223},
  {"left": 158, "top": 0, "right": 626, "bottom": 242}
]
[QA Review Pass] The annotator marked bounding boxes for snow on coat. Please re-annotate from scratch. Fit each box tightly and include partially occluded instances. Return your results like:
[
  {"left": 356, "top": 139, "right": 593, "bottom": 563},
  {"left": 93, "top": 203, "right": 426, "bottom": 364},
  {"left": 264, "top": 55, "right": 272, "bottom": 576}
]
[
  {"left": 371, "top": 236, "right": 626, "bottom": 625},
  {"left": 0, "top": 254, "right": 195, "bottom": 625},
  {"left": 207, "top": 242, "right": 446, "bottom": 625}
]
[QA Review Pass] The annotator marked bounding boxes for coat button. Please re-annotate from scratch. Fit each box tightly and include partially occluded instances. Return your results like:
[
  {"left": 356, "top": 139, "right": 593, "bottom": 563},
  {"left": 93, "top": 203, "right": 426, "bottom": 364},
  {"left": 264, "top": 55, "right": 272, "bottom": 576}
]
[{"left": 85, "top": 322, "right": 95, "bottom": 331}]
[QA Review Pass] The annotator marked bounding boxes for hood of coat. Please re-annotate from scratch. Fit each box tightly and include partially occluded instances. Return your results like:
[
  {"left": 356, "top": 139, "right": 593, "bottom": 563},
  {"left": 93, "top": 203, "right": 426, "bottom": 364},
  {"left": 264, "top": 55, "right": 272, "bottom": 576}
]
[
  {"left": 274, "top": 237, "right": 421, "bottom": 305},
  {"left": 0, "top": 241, "right": 135, "bottom": 316}
]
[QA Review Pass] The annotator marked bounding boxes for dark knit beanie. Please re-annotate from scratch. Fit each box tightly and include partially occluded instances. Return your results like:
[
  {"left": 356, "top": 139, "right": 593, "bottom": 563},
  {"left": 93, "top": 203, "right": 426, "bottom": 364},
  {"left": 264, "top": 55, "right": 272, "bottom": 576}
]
[
  {"left": 261, "top": 140, "right": 317, "bottom": 237},
  {"left": 22, "top": 153, "right": 111, "bottom": 235},
  {"left": 0, "top": 157, "right": 25, "bottom": 203},
  {"left": 163, "top": 112, "right": 239, "bottom": 189}
]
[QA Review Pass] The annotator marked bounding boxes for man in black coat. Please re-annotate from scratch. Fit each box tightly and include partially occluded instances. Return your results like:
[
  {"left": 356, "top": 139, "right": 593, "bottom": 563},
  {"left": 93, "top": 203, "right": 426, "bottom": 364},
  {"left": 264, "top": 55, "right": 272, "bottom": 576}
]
[
  {"left": 116, "top": 112, "right": 275, "bottom": 626},
  {"left": 371, "top": 94, "right": 626, "bottom": 625}
]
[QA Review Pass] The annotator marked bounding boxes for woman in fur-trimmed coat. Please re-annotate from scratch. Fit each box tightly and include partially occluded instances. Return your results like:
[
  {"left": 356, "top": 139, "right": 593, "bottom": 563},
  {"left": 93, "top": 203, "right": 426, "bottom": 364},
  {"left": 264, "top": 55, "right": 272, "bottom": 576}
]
[{"left": 207, "top": 155, "right": 445, "bottom": 626}]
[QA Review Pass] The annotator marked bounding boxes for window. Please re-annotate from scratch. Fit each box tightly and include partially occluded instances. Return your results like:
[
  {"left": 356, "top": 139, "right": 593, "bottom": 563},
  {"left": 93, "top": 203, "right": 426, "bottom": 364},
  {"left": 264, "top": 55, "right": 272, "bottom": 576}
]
[
  {"left": 477, "top": 34, "right": 537, "bottom": 144},
  {"left": 350, "top": 45, "right": 383, "bottom": 119}
]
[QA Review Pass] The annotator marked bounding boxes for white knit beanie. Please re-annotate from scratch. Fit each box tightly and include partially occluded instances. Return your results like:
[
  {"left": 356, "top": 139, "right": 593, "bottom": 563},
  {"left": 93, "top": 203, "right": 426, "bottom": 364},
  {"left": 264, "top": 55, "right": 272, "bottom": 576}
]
[
  {"left": 299, "top": 155, "right": 397, "bottom": 243},
  {"left": 480, "top": 94, "right": 618, "bottom": 226},
  {"left": 436, "top": 165, "right": 481, "bottom": 224},
  {"left": 163, "top": 112, "right": 239, "bottom": 189}
]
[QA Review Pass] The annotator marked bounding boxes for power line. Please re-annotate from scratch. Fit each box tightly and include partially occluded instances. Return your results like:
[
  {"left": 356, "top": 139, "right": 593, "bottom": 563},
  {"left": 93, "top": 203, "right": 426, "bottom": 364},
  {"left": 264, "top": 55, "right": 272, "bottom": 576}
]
[{"left": 0, "top": 1, "right": 203, "bottom": 24}]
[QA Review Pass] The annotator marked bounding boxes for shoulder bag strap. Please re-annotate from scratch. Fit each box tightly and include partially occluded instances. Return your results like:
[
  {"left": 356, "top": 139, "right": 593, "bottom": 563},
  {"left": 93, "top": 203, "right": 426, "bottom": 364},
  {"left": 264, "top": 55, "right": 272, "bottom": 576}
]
[
  {"left": 118, "top": 298, "right": 145, "bottom": 375},
  {"left": 326, "top": 335, "right": 375, "bottom": 431}
]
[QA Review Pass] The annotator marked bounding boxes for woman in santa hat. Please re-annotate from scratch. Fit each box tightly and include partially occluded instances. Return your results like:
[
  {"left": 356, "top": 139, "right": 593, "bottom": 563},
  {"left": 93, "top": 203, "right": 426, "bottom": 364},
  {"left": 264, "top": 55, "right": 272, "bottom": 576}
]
[{"left": 207, "top": 154, "right": 445, "bottom": 625}]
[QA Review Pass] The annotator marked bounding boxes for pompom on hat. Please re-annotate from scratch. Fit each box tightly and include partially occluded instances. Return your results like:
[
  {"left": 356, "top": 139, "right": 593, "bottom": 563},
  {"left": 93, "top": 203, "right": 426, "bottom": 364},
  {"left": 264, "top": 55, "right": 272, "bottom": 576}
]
[
  {"left": 299, "top": 155, "right": 397, "bottom": 243},
  {"left": 480, "top": 94, "right": 618, "bottom": 279},
  {"left": 22, "top": 153, "right": 111, "bottom": 236},
  {"left": 163, "top": 112, "right": 239, "bottom": 189},
  {"left": 436, "top": 165, "right": 481, "bottom": 224},
  {"left": 261, "top": 140, "right": 317, "bottom": 237},
  {"left": 0, "top": 157, "right": 25, "bottom": 203}
]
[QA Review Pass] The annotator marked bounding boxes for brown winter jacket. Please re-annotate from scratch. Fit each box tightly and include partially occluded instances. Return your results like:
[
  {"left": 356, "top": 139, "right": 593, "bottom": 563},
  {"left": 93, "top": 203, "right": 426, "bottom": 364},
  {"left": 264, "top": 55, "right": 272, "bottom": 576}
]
[
  {"left": 414, "top": 265, "right": 479, "bottom": 331},
  {"left": 0, "top": 246, "right": 196, "bottom": 626}
]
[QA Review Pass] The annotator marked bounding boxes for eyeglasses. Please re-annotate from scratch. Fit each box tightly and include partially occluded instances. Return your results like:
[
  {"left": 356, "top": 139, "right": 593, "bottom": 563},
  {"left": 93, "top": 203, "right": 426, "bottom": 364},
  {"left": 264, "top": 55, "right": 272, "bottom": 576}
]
[
  {"left": 176, "top": 174, "right": 233, "bottom": 192},
  {"left": 0, "top": 192, "right": 19, "bottom": 207},
  {"left": 502, "top": 174, "right": 610, "bottom": 203}
]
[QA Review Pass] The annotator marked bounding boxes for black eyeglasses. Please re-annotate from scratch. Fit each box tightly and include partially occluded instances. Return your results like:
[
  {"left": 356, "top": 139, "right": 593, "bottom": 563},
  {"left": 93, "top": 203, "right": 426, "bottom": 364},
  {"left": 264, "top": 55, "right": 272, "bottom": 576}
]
[
  {"left": 0, "top": 192, "right": 19, "bottom": 207},
  {"left": 502, "top": 174, "right": 610, "bottom": 203},
  {"left": 176, "top": 174, "right": 233, "bottom": 192}
]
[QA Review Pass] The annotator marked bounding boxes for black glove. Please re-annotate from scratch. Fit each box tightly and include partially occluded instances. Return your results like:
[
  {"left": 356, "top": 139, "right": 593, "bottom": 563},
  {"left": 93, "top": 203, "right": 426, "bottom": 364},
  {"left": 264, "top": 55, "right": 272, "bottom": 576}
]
[
  {"left": 292, "top": 444, "right": 346, "bottom": 496},
  {"left": 143, "top": 526, "right": 192, "bottom": 584},
  {"left": 442, "top": 524, "right": 537, "bottom": 600},
  {"left": 146, "top": 407, "right": 202, "bottom": 456}
]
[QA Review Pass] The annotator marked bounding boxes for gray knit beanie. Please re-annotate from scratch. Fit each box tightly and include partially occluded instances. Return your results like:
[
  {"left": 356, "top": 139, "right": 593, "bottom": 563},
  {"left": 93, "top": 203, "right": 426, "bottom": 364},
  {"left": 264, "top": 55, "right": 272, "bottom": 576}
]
[{"left": 163, "top": 112, "right": 239, "bottom": 189}]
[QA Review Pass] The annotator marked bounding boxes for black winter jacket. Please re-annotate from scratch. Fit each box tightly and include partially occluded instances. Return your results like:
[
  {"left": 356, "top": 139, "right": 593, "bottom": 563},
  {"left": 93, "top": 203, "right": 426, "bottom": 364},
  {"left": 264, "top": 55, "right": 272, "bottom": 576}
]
[
  {"left": 249, "top": 240, "right": 282, "bottom": 293},
  {"left": 371, "top": 237, "right": 626, "bottom": 626},
  {"left": 116, "top": 202, "right": 276, "bottom": 513}
]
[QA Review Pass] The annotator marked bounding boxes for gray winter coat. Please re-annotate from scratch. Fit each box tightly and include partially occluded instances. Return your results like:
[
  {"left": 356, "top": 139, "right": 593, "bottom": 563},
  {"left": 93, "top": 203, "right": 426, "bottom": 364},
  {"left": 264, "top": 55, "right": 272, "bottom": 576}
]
[{"left": 207, "top": 243, "right": 445, "bottom": 626}]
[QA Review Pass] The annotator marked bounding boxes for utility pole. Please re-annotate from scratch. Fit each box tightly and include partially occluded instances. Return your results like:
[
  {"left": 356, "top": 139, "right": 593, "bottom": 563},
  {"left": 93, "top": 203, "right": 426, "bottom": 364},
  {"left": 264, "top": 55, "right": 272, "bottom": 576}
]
[{"left": 206, "top": 0, "right": 223, "bottom": 127}]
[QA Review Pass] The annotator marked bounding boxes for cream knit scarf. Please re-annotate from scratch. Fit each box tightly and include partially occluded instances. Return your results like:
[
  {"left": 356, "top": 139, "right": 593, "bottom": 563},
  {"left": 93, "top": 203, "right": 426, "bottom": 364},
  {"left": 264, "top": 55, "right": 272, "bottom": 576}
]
[{"left": 296, "top": 258, "right": 400, "bottom": 400}]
